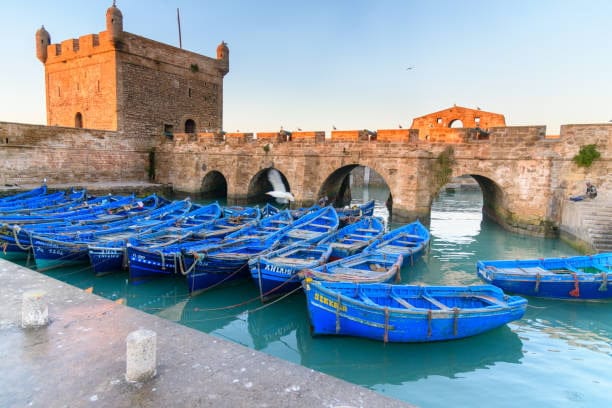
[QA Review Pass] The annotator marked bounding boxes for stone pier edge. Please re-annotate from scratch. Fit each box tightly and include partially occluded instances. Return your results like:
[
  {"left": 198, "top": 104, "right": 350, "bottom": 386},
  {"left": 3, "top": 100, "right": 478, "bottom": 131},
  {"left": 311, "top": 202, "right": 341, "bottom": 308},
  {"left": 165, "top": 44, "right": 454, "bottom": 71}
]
[{"left": 0, "top": 258, "right": 414, "bottom": 408}]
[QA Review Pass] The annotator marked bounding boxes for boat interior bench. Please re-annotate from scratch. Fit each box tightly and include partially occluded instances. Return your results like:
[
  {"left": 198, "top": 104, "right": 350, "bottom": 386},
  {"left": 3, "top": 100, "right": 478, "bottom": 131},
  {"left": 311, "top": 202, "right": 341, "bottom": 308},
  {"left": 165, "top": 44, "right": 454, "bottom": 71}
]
[
  {"left": 308, "top": 223, "right": 332, "bottom": 229},
  {"left": 286, "top": 229, "right": 321, "bottom": 239},
  {"left": 491, "top": 266, "right": 566, "bottom": 275}
]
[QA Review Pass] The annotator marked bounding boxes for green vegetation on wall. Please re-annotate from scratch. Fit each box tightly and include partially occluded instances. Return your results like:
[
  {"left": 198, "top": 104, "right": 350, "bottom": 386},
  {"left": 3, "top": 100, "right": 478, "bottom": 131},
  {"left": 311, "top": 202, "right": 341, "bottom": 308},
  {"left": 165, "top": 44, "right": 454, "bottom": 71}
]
[
  {"left": 573, "top": 144, "right": 600, "bottom": 168},
  {"left": 433, "top": 146, "right": 456, "bottom": 189}
]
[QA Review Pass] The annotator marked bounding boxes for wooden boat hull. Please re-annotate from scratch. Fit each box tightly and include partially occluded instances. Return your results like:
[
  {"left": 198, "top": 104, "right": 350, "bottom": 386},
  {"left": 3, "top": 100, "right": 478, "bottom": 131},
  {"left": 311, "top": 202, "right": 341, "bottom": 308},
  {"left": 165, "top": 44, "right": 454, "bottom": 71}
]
[
  {"left": 365, "top": 220, "right": 430, "bottom": 267},
  {"left": 302, "top": 251, "right": 402, "bottom": 284},
  {"left": 184, "top": 238, "right": 280, "bottom": 295},
  {"left": 31, "top": 236, "right": 90, "bottom": 268},
  {"left": 477, "top": 253, "right": 612, "bottom": 300},
  {"left": 249, "top": 244, "right": 332, "bottom": 300},
  {"left": 302, "top": 280, "right": 527, "bottom": 342},
  {"left": 127, "top": 244, "right": 185, "bottom": 283},
  {"left": 88, "top": 243, "right": 128, "bottom": 276},
  {"left": 319, "top": 216, "right": 384, "bottom": 260}
]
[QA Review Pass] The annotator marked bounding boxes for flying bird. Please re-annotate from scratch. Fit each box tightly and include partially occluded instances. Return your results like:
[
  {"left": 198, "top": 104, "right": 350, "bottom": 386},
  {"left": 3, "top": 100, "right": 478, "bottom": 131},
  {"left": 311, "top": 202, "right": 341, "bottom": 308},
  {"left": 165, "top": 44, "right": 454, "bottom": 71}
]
[
  {"left": 266, "top": 168, "right": 294, "bottom": 204},
  {"left": 406, "top": 66, "right": 415, "bottom": 70}
]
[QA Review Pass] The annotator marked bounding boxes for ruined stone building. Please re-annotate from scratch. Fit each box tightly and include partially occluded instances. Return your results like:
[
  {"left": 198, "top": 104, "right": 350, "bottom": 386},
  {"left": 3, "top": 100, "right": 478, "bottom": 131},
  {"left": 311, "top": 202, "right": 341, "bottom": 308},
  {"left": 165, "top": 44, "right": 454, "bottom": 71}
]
[{"left": 410, "top": 106, "right": 506, "bottom": 142}]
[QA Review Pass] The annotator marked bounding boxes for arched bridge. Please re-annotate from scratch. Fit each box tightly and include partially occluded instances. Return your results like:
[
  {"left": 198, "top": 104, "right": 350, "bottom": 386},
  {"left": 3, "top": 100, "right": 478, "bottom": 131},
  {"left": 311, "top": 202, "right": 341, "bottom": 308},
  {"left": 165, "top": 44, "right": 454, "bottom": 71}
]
[{"left": 155, "top": 124, "right": 611, "bottom": 237}]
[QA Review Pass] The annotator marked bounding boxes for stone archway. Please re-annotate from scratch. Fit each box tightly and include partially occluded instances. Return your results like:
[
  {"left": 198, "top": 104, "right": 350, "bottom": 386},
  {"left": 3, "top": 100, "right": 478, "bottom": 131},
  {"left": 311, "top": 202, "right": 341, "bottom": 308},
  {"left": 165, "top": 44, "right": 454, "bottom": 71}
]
[
  {"left": 318, "top": 164, "right": 391, "bottom": 210},
  {"left": 444, "top": 172, "right": 507, "bottom": 226},
  {"left": 75, "top": 112, "right": 83, "bottom": 128},
  {"left": 184, "top": 119, "right": 196, "bottom": 133},
  {"left": 247, "top": 167, "right": 292, "bottom": 204},
  {"left": 200, "top": 170, "right": 227, "bottom": 199},
  {"left": 449, "top": 119, "right": 464, "bottom": 128}
]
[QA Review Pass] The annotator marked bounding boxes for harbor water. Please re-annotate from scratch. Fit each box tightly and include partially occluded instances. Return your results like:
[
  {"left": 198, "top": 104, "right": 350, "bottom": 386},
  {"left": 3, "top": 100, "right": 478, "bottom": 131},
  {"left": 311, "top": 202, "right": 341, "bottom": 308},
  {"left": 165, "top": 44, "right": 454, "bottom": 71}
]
[{"left": 10, "top": 187, "right": 611, "bottom": 408}]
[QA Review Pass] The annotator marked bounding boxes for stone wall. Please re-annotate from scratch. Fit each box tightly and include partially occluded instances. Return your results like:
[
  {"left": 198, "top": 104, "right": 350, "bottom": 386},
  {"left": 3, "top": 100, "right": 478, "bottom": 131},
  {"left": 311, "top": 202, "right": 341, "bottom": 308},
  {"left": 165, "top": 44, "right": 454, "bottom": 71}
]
[
  {"left": 153, "top": 123, "right": 611, "bottom": 236},
  {"left": 40, "top": 27, "right": 226, "bottom": 140},
  {"left": 0, "top": 122, "right": 150, "bottom": 186},
  {"left": 411, "top": 106, "right": 506, "bottom": 142},
  {"left": 117, "top": 32, "right": 226, "bottom": 138},
  {"left": 44, "top": 31, "right": 118, "bottom": 131}
]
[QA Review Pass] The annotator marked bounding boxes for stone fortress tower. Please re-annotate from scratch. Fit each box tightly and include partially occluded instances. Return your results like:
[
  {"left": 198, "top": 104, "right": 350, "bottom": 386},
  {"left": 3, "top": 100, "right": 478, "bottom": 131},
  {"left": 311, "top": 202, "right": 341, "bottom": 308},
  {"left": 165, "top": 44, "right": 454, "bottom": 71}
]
[{"left": 35, "top": 2, "right": 229, "bottom": 139}]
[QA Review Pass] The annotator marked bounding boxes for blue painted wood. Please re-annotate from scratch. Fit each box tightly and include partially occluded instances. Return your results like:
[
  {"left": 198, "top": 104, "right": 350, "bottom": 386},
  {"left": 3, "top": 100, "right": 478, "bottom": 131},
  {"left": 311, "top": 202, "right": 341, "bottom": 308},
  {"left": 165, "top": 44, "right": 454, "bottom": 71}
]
[
  {"left": 364, "top": 220, "right": 430, "bottom": 267},
  {"left": 89, "top": 202, "right": 223, "bottom": 276},
  {"left": 127, "top": 205, "right": 260, "bottom": 283},
  {"left": 477, "top": 253, "right": 612, "bottom": 300},
  {"left": 319, "top": 216, "right": 385, "bottom": 260},
  {"left": 302, "top": 280, "right": 527, "bottom": 342}
]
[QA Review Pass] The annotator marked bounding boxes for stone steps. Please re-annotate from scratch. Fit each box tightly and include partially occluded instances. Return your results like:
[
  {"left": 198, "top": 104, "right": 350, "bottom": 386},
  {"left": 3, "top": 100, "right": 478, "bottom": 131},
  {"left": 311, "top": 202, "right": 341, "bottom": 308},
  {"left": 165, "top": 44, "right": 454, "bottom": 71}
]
[
  {"left": 585, "top": 209, "right": 612, "bottom": 253},
  {"left": 571, "top": 198, "right": 612, "bottom": 253}
]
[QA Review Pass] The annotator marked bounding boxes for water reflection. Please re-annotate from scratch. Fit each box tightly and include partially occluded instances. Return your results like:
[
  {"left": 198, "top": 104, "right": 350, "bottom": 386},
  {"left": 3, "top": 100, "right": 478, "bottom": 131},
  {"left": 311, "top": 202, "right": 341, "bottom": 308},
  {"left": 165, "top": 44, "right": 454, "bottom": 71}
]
[
  {"left": 518, "top": 298, "right": 612, "bottom": 356},
  {"left": 298, "top": 322, "right": 524, "bottom": 386}
]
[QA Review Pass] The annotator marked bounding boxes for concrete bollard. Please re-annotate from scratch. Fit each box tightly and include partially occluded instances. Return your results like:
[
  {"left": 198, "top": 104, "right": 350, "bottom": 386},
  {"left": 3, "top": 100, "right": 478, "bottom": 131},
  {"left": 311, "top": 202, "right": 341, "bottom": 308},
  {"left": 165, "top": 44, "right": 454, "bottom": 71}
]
[
  {"left": 21, "top": 290, "right": 49, "bottom": 328},
  {"left": 125, "top": 329, "right": 157, "bottom": 382}
]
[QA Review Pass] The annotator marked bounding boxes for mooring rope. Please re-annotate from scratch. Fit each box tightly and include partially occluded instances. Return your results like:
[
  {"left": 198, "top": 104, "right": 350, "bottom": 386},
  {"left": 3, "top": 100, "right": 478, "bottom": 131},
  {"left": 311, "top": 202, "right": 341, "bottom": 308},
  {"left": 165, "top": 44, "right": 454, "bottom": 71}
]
[
  {"left": 335, "top": 292, "right": 342, "bottom": 334},
  {"left": 12, "top": 227, "right": 32, "bottom": 251},
  {"left": 453, "top": 307, "right": 460, "bottom": 336},
  {"left": 383, "top": 307, "right": 390, "bottom": 343},
  {"left": 598, "top": 272, "right": 608, "bottom": 292}
]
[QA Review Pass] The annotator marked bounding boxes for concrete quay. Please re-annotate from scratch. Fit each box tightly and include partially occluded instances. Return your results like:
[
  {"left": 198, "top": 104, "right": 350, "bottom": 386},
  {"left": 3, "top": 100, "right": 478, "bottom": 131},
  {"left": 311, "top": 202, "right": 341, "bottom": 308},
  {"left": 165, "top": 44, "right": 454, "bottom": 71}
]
[{"left": 0, "top": 259, "right": 413, "bottom": 408}]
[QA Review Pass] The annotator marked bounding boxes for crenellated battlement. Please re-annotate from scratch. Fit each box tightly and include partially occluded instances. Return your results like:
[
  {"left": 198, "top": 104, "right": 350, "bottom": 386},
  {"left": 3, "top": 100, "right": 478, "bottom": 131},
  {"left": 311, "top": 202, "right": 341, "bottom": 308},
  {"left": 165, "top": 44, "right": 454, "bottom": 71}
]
[
  {"left": 163, "top": 125, "right": 547, "bottom": 146},
  {"left": 46, "top": 32, "right": 109, "bottom": 62}
]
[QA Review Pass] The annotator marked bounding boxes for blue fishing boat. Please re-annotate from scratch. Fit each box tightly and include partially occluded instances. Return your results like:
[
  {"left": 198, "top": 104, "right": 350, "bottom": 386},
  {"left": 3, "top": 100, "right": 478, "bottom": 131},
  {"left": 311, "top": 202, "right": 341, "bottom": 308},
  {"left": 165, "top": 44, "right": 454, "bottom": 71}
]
[
  {"left": 224, "top": 210, "right": 293, "bottom": 241},
  {"left": 365, "top": 220, "right": 430, "bottom": 266},
  {"left": 248, "top": 216, "right": 382, "bottom": 301},
  {"left": 184, "top": 207, "right": 338, "bottom": 295},
  {"left": 302, "top": 280, "right": 527, "bottom": 342},
  {"left": 336, "top": 199, "right": 376, "bottom": 224},
  {"left": 0, "top": 185, "right": 47, "bottom": 203},
  {"left": 249, "top": 243, "right": 333, "bottom": 301},
  {"left": 127, "top": 206, "right": 260, "bottom": 283},
  {"left": 260, "top": 203, "right": 280, "bottom": 218},
  {"left": 0, "top": 190, "right": 64, "bottom": 211},
  {"left": 0, "top": 189, "right": 87, "bottom": 215},
  {"left": 290, "top": 204, "right": 321, "bottom": 220},
  {"left": 0, "top": 192, "right": 160, "bottom": 225},
  {"left": 0, "top": 194, "right": 143, "bottom": 260},
  {"left": 87, "top": 201, "right": 223, "bottom": 275},
  {"left": 29, "top": 197, "right": 186, "bottom": 269},
  {"left": 318, "top": 216, "right": 385, "bottom": 260},
  {"left": 476, "top": 253, "right": 612, "bottom": 300},
  {"left": 277, "top": 206, "right": 339, "bottom": 247},
  {"left": 183, "top": 235, "right": 281, "bottom": 295},
  {"left": 301, "top": 251, "right": 403, "bottom": 283}
]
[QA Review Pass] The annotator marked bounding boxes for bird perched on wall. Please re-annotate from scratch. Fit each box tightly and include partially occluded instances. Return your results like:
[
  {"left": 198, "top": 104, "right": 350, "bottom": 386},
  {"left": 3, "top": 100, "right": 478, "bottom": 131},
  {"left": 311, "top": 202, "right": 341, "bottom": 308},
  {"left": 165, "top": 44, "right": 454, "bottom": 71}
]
[
  {"left": 398, "top": 124, "right": 403, "bottom": 128},
  {"left": 332, "top": 125, "right": 337, "bottom": 130},
  {"left": 266, "top": 168, "right": 295, "bottom": 204}
]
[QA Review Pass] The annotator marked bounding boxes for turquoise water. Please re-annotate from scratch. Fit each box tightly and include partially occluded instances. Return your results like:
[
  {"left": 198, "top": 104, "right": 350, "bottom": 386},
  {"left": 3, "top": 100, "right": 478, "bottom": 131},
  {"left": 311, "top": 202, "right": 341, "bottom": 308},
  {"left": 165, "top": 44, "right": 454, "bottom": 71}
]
[{"left": 12, "top": 188, "right": 612, "bottom": 407}]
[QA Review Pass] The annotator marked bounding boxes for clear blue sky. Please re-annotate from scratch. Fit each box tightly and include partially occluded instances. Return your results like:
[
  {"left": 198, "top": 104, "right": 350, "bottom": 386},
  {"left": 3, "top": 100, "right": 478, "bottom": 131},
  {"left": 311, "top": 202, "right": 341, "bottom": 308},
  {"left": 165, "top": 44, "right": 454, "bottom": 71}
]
[{"left": 1, "top": 0, "right": 611, "bottom": 134}]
